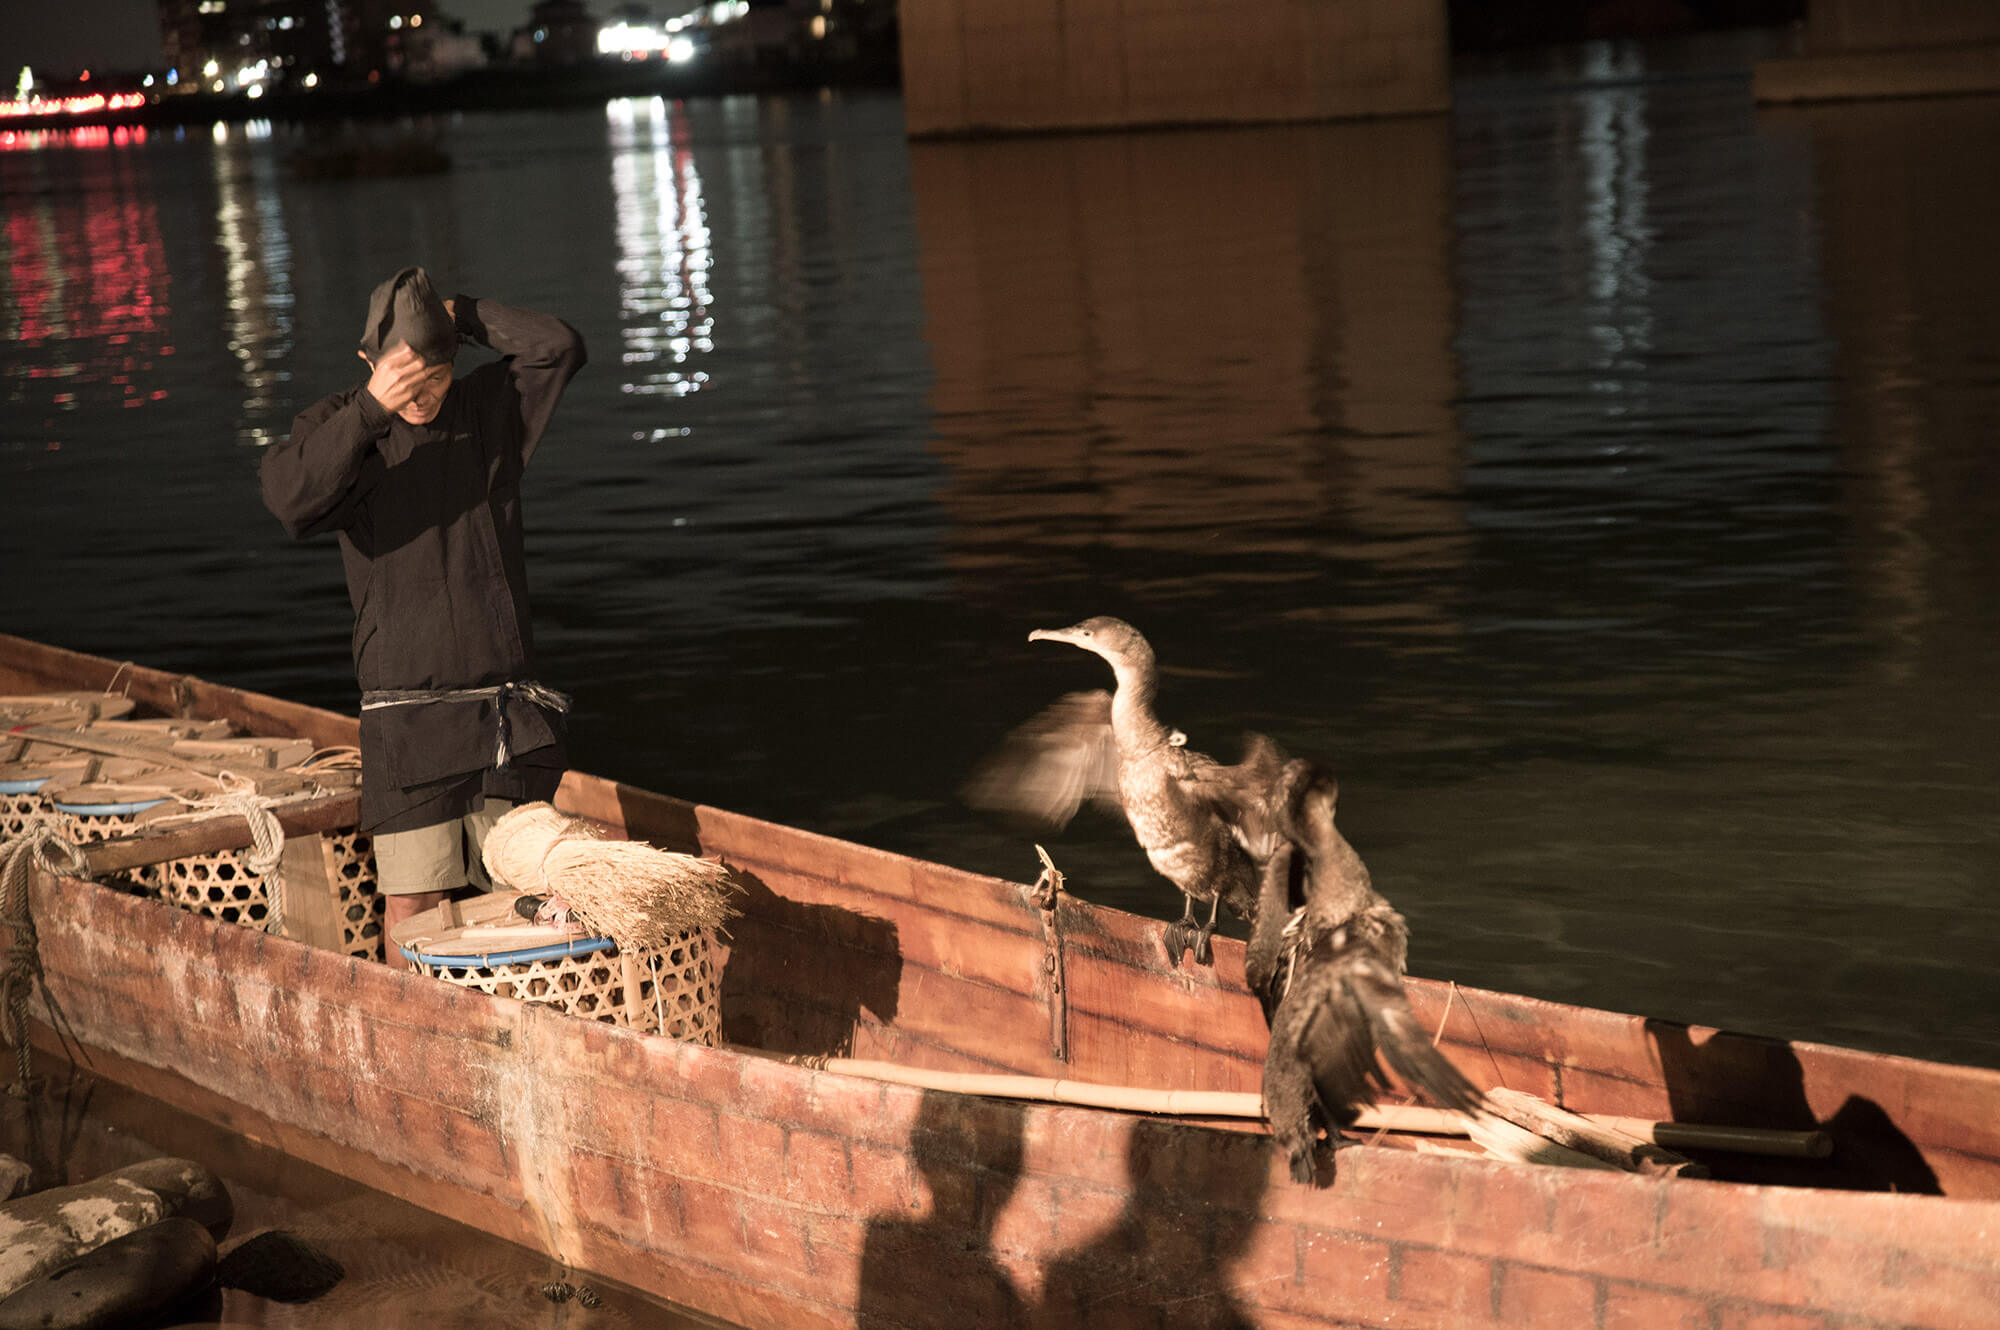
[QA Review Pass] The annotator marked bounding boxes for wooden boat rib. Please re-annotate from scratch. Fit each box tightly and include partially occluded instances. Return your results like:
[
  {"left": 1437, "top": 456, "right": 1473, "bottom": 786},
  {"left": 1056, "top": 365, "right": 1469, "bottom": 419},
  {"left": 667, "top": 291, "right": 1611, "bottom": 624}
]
[{"left": 3, "top": 632, "right": 1997, "bottom": 1329}]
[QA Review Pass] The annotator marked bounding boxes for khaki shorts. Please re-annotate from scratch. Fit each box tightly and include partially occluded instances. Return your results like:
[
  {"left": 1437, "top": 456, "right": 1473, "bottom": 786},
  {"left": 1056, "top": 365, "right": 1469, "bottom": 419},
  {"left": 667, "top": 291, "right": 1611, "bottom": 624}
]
[{"left": 373, "top": 797, "right": 515, "bottom": 896}]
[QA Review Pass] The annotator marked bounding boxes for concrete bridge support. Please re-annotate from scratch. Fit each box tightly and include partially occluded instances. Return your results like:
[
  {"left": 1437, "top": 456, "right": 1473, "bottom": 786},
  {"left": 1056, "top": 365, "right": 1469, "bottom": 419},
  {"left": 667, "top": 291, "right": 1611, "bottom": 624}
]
[
  {"left": 1755, "top": 0, "right": 2000, "bottom": 103},
  {"left": 897, "top": 0, "right": 1449, "bottom": 137}
]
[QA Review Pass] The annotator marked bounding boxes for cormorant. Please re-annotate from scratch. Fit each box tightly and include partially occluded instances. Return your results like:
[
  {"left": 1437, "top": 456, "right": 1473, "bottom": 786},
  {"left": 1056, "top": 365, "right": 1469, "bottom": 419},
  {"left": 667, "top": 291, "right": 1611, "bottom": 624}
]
[
  {"left": 1210, "top": 756, "right": 1484, "bottom": 1183},
  {"left": 964, "top": 616, "right": 1261, "bottom": 965}
]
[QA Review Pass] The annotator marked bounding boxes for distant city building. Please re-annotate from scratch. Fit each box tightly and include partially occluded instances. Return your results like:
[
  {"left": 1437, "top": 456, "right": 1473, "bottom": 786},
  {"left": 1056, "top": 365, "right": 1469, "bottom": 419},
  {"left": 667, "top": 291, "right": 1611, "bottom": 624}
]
[
  {"left": 704, "top": 0, "right": 894, "bottom": 74},
  {"left": 155, "top": 0, "right": 458, "bottom": 90},
  {"left": 157, "top": 0, "right": 332, "bottom": 91},
  {"left": 516, "top": 0, "right": 600, "bottom": 65}
]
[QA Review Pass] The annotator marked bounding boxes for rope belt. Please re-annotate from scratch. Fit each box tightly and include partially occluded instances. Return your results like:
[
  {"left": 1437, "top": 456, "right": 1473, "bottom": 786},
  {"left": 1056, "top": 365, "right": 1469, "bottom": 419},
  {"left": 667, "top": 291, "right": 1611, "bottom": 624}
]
[{"left": 360, "top": 680, "right": 571, "bottom": 772}]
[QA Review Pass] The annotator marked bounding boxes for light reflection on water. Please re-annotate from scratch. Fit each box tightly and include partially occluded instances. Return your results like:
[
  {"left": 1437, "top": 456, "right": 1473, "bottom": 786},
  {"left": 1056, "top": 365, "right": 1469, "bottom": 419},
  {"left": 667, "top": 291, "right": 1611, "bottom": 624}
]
[
  {"left": 1, "top": 130, "right": 171, "bottom": 417},
  {"left": 607, "top": 96, "right": 714, "bottom": 400},
  {"left": 0, "top": 34, "right": 1996, "bottom": 1070},
  {"left": 212, "top": 118, "right": 295, "bottom": 445}
]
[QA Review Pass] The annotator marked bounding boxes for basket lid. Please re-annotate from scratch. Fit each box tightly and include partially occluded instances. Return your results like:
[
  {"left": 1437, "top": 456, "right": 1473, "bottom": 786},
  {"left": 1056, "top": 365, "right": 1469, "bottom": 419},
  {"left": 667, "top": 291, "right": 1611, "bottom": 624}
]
[
  {"left": 0, "top": 755, "right": 163, "bottom": 793},
  {"left": 41, "top": 769, "right": 220, "bottom": 816},
  {"left": 390, "top": 890, "right": 600, "bottom": 962}
]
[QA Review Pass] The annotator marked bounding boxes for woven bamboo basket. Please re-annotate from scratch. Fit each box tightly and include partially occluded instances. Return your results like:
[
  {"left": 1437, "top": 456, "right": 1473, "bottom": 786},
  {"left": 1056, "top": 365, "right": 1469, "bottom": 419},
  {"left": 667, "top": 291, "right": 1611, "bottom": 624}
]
[
  {"left": 324, "top": 828, "right": 385, "bottom": 962},
  {"left": 41, "top": 776, "right": 282, "bottom": 929},
  {"left": 1, "top": 695, "right": 377, "bottom": 954},
  {"left": 392, "top": 892, "right": 721, "bottom": 1045},
  {"left": 0, "top": 770, "right": 61, "bottom": 840}
]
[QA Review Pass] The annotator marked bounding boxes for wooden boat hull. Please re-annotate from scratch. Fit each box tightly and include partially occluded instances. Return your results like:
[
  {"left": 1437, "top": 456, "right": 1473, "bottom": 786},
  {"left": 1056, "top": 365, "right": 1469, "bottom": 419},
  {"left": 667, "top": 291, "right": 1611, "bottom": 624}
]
[{"left": 6, "top": 634, "right": 1998, "bottom": 1329}]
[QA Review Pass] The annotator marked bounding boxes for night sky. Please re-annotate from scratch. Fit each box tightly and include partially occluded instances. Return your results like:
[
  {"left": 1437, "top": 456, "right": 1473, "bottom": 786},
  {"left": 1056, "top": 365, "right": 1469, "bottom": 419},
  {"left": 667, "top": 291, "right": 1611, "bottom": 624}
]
[{"left": 1, "top": 0, "right": 543, "bottom": 77}]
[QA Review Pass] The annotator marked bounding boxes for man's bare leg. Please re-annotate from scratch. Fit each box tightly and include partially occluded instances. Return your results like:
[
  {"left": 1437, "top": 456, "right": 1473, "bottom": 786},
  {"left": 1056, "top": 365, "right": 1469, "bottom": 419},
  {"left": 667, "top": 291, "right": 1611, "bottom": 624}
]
[{"left": 383, "top": 890, "right": 448, "bottom": 970}]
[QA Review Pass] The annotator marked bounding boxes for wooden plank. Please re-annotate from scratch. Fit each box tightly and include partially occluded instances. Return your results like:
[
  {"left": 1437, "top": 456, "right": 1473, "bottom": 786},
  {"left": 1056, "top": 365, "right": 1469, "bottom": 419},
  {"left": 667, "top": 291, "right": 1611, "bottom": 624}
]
[
  {"left": 276, "top": 832, "right": 347, "bottom": 953},
  {"left": 77, "top": 792, "right": 362, "bottom": 876},
  {"left": 1484, "top": 1087, "right": 1706, "bottom": 1177},
  {"left": 0, "top": 633, "right": 359, "bottom": 751}
]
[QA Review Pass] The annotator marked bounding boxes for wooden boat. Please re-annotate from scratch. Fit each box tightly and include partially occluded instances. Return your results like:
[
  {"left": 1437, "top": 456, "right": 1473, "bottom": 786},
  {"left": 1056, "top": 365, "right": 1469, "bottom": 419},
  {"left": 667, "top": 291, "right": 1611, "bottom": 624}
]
[{"left": 3, "top": 631, "right": 1995, "bottom": 1329}]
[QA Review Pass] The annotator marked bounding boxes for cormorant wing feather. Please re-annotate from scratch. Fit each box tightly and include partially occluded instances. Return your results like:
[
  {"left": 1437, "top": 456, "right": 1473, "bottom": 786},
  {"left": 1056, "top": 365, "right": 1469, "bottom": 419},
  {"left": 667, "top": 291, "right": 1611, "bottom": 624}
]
[
  {"left": 1183, "top": 732, "right": 1291, "bottom": 862},
  {"left": 1345, "top": 953, "right": 1484, "bottom": 1117},
  {"left": 1287, "top": 928, "right": 1483, "bottom": 1126},
  {"left": 961, "top": 690, "right": 1120, "bottom": 830}
]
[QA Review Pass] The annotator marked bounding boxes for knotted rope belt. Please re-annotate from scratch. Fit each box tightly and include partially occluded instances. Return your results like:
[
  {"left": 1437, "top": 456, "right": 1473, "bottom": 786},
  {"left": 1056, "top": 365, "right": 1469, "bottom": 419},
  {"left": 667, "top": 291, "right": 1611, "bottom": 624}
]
[{"left": 360, "top": 680, "right": 572, "bottom": 772}]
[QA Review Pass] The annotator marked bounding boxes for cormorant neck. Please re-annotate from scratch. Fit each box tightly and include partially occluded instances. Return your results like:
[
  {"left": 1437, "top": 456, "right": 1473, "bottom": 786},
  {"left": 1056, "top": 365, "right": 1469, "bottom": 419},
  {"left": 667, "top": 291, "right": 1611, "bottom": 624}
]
[{"left": 1106, "top": 659, "right": 1173, "bottom": 750}]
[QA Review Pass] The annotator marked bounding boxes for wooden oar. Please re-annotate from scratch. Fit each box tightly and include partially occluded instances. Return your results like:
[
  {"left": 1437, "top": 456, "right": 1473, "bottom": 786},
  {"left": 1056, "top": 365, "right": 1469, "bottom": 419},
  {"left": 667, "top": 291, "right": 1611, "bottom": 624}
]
[{"left": 758, "top": 1052, "right": 1831, "bottom": 1160}]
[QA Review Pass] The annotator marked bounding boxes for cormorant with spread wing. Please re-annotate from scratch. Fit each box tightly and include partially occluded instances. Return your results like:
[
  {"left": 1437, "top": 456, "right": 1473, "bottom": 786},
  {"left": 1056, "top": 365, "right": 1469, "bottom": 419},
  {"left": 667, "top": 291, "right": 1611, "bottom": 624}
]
[{"left": 964, "top": 616, "right": 1262, "bottom": 965}]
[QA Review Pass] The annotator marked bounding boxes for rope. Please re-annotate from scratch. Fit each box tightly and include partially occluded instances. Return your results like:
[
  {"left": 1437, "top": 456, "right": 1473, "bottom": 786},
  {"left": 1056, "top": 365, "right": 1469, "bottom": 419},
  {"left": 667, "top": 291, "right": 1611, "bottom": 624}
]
[
  {"left": 102, "top": 661, "right": 135, "bottom": 698},
  {"left": 167, "top": 773, "right": 287, "bottom": 934},
  {"left": 0, "top": 825, "right": 92, "bottom": 1097}
]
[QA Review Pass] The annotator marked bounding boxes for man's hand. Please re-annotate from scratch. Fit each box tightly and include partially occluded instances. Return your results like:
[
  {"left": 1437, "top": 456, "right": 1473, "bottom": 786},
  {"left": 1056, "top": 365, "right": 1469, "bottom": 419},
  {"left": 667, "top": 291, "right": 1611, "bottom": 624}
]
[{"left": 359, "top": 344, "right": 435, "bottom": 416}]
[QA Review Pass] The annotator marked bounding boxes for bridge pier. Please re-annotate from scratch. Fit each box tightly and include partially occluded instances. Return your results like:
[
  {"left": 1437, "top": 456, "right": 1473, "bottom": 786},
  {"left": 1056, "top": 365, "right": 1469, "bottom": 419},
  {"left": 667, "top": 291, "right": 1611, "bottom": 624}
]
[
  {"left": 1755, "top": 0, "right": 2000, "bottom": 103},
  {"left": 897, "top": 0, "right": 1449, "bottom": 138}
]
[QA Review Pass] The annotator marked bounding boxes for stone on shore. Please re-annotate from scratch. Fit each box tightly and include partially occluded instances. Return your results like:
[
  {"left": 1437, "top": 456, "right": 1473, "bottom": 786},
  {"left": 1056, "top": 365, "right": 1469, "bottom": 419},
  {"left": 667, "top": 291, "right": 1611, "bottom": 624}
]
[
  {"left": 0, "top": 1155, "right": 28, "bottom": 1202},
  {"left": 0, "top": 1216, "right": 218, "bottom": 1330},
  {"left": 0, "top": 1158, "right": 230, "bottom": 1299}
]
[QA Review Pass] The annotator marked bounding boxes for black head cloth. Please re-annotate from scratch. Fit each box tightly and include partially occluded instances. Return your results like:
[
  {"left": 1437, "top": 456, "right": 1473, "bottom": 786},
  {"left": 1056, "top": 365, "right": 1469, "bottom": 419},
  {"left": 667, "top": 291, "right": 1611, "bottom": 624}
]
[{"left": 359, "top": 266, "right": 456, "bottom": 366}]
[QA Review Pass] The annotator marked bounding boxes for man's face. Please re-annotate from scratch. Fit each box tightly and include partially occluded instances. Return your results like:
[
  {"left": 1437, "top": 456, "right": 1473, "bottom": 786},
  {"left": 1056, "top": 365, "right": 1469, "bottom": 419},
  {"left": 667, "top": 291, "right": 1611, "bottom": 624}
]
[{"left": 398, "top": 361, "right": 455, "bottom": 424}]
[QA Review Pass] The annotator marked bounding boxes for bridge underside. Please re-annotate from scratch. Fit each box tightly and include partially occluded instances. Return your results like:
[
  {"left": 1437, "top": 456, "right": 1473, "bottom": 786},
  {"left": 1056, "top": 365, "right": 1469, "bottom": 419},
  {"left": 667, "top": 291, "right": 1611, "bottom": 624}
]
[
  {"left": 1755, "top": 0, "right": 2000, "bottom": 103},
  {"left": 897, "top": 0, "right": 1449, "bottom": 138}
]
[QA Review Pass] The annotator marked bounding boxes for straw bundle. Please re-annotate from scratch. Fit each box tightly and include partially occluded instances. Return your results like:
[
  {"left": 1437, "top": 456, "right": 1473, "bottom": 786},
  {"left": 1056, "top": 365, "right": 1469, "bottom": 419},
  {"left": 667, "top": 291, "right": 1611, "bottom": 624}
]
[{"left": 481, "top": 802, "right": 736, "bottom": 945}]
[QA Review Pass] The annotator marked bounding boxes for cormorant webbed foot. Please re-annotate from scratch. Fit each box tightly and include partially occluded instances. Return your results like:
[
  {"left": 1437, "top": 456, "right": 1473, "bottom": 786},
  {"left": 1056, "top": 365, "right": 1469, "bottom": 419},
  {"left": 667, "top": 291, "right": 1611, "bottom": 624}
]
[
  {"left": 1187, "top": 891, "right": 1222, "bottom": 966},
  {"left": 1160, "top": 892, "right": 1216, "bottom": 964},
  {"left": 1163, "top": 895, "right": 1210, "bottom": 968}
]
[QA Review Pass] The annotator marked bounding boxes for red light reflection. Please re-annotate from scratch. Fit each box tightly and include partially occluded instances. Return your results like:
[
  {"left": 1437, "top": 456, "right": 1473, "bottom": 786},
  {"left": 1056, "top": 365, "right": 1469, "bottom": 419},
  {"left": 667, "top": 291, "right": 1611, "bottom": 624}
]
[{"left": 2, "top": 140, "right": 171, "bottom": 413}]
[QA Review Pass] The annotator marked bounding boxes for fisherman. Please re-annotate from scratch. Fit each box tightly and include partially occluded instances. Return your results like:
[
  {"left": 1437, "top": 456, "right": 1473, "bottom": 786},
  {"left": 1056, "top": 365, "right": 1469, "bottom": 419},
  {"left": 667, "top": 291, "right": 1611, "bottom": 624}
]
[{"left": 260, "top": 267, "right": 586, "bottom": 954}]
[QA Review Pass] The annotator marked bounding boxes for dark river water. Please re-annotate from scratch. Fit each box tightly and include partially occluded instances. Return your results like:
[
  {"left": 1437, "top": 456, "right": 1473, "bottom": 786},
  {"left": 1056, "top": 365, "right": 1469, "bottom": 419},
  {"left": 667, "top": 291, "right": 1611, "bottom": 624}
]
[{"left": 4, "top": 31, "right": 1997, "bottom": 1072}]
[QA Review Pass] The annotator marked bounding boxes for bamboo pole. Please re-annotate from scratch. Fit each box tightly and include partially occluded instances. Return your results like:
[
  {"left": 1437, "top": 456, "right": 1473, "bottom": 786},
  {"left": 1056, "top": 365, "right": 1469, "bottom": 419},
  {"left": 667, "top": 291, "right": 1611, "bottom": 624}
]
[
  {"left": 768, "top": 1053, "right": 1833, "bottom": 1159},
  {"left": 70, "top": 792, "right": 363, "bottom": 877}
]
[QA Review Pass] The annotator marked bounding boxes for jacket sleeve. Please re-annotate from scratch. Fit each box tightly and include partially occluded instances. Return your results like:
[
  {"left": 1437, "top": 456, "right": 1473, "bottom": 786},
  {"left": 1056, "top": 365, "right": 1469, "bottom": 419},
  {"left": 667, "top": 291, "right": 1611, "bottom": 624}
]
[
  {"left": 452, "top": 296, "right": 587, "bottom": 466},
  {"left": 260, "top": 387, "right": 394, "bottom": 539}
]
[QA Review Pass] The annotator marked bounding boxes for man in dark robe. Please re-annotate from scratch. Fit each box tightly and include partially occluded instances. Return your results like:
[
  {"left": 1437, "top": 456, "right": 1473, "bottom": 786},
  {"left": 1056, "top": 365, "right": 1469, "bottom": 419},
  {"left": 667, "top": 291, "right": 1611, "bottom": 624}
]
[{"left": 261, "top": 266, "right": 586, "bottom": 952}]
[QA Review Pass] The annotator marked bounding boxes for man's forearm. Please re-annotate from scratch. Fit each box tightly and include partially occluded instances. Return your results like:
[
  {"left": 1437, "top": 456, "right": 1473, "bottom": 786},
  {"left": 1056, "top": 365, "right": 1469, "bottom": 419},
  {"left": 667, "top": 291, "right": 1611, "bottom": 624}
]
[{"left": 260, "top": 391, "right": 389, "bottom": 538}]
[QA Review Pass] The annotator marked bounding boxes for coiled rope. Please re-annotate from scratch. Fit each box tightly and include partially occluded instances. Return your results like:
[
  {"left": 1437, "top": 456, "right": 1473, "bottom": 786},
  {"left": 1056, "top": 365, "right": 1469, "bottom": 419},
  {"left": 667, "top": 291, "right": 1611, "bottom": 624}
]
[
  {"left": 0, "top": 826, "right": 91, "bottom": 1097},
  {"left": 166, "top": 772, "right": 289, "bottom": 935}
]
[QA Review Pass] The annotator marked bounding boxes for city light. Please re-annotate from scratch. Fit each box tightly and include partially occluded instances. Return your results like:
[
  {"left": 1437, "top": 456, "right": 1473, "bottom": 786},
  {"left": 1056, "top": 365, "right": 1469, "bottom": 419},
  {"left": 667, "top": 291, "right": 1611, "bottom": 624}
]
[
  {"left": 0, "top": 91, "right": 148, "bottom": 119},
  {"left": 601, "top": 21, "right": 667, "bottom": 57}
]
